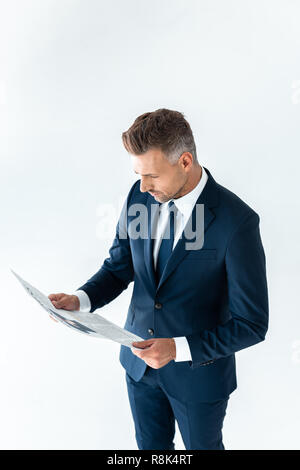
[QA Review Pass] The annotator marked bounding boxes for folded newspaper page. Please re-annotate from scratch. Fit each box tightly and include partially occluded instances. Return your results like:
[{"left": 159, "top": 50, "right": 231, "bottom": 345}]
[{"left": 11, "top": 269, "right": 144, "bottom": 348}]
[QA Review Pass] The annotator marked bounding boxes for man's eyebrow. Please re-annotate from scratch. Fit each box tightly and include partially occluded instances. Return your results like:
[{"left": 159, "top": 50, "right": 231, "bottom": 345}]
[{"left": 134, "top": 170, "right": 157, "bottom": 176}]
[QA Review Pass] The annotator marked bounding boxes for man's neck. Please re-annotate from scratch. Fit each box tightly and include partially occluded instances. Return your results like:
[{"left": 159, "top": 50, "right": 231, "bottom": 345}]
[
  {"left": 188, "top": 164, "right": 202, "bottom": 192},
  {"left": 174, "top": 164, "right": 202, "bottom": 199}
]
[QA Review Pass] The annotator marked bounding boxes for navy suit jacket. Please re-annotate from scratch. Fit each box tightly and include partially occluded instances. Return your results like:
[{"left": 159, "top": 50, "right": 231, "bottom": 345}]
[{"left": 77, "top": 167, "right": 269, "bottom": 402}]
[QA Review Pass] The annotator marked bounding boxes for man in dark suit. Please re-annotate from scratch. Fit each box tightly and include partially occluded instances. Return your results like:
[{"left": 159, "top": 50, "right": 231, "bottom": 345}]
[{"left": 48, "top": 108, "right": 269, "bottom": 450}]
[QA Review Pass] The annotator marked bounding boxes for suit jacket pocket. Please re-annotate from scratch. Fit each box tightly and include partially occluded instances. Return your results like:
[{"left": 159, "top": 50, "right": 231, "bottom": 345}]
[{"left": 185, "top": 248, "right": 217, "bottom": 260}]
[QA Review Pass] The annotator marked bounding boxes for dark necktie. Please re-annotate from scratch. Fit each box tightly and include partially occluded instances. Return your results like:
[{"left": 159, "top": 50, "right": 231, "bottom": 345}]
[{"left": 155, "top": 200, "right": 177, "bottom": 285}]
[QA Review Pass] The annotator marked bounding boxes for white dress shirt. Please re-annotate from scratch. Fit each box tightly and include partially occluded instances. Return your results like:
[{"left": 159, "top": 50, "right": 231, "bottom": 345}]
[{"left": 73, "top": 165, "right": 208, "bottom": 362}]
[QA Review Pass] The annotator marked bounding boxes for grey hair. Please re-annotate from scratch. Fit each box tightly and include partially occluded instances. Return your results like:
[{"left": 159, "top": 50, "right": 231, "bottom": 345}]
[{"left": 163, "top": 136, "right": 198, "bottom": 165}]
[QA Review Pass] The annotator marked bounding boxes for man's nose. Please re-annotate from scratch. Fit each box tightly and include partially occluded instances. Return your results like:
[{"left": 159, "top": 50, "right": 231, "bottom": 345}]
[
  {"left": 140, "top": 185, "right": 148, "bottom": 193},
  {"left": 140, "top": 181, "right": 150, "bottom": 193}
]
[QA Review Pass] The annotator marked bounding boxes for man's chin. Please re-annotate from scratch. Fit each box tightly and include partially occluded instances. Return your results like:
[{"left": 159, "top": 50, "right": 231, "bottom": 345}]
[
  {"left": 152, "top": 194, "right": 163, "bottom": 202},
  {"left": 149, "top": 192, "right": 167, "bottom": 203}
]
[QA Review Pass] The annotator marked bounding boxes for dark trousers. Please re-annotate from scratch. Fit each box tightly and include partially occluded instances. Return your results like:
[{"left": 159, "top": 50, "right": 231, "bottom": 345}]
[{"left": 125, "top": 365, "right": 229, "bottom": 450}]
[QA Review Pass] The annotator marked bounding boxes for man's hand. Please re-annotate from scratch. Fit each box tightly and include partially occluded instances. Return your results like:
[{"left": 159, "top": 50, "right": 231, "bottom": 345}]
[
  {"left": 47, "top": 293, "right": 80, "bottom": 322},
  {"left": 131, "top": 338, "right": 176, "bottom": 369}
]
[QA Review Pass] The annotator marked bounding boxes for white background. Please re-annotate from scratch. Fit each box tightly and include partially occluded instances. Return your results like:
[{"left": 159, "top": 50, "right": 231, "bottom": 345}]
[{"left": 0, "top": 0, "right": 299, "bottom": 450}]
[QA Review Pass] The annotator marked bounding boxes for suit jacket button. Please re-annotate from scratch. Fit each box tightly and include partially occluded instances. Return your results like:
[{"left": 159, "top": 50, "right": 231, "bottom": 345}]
[
  {"left": 155, "top": 303, "right": 162, "bottom": 309},
  {"left": 148, "top": 328, "right": 154, "bottom": 335}
]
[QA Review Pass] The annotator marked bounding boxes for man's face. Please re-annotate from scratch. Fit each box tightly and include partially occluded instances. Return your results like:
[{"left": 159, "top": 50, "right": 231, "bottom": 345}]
[{"left": 131, "top": 148, "right": 190, "bottom": 203}]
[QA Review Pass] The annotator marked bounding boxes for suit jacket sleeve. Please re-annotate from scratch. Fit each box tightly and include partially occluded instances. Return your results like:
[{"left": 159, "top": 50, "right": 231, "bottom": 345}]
[
  {"left": 186, "top": 210, "right": 269, "bottom": 368},
  {"left": 76, "top": 181, "right": 138, "bottom": 313}
]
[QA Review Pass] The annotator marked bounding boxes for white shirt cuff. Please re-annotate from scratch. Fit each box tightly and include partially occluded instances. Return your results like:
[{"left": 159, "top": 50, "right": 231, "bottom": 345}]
[
  {"left": 72, "top": 290, "right": 91, "bottom": 312},
  {"left": 174, "top": 336, "right": 192, "bottom": 362}
]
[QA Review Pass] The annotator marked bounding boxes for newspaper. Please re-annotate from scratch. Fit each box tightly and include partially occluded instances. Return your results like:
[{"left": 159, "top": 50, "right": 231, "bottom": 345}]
[{"left": 11, "top": 269, "right": 144, "bottom": 348}]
